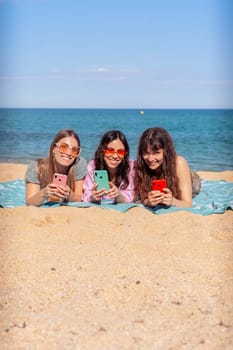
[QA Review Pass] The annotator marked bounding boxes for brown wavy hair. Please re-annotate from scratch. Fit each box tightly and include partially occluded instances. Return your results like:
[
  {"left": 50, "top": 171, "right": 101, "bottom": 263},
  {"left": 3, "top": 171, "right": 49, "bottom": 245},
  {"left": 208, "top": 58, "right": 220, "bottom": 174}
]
[
  {"left": 36, "top": 129, "right": 81, "bottom": 190},
  {"left": 135, "top": 127, "right": 180, "bottom": 201},
  {"left": 94, "top": 130, "right": 130, "bottom": 189}
]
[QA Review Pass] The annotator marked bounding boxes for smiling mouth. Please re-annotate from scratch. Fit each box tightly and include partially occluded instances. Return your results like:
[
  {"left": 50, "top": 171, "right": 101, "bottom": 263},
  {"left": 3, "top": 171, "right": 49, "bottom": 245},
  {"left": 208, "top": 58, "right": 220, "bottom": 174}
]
[
  {"left": 109, "top": 159, "right": 120, "bottom": 165},
  {"left": 148, "top": 161, "right": 159, "bottom": 167},
  {"left": 61, "top": 155, "right": 73, "bottom": 161}
]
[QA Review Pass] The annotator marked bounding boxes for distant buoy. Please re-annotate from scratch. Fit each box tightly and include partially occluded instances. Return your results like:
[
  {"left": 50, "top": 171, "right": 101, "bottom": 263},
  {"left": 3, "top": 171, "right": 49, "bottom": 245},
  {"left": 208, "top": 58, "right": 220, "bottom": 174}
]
[{"left": 140, "top": 110, "right": 144, "bottom": 115}]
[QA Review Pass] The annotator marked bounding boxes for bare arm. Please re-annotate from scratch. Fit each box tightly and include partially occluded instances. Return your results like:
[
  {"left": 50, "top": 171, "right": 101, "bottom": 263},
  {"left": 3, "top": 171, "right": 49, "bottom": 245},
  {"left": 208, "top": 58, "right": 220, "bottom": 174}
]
[
  {"left": 171, "top": 155, "right": 192, "bottom": 207},
  {"left": 26, "top": 183, "right": 46, "bottom": 206},
  {"left": 68, "top": 179, "right": 84, "bottom": 202}
]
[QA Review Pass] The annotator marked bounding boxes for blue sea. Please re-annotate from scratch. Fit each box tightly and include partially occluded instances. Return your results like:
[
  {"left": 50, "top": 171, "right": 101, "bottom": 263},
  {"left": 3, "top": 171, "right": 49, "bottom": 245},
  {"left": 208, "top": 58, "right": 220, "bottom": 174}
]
[{"left": 0, "top": 108, "right": 232, "bottom": 171}]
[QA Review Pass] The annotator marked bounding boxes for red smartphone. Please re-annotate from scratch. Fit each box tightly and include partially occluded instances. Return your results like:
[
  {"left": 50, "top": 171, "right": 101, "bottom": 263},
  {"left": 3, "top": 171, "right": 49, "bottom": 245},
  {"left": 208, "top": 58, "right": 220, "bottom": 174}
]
[
  {"left": 53, "top": 173, "right": 67, "bottom": 187},
  {"left": 151, "top": 179, "right": 167, "bottom": 192}
]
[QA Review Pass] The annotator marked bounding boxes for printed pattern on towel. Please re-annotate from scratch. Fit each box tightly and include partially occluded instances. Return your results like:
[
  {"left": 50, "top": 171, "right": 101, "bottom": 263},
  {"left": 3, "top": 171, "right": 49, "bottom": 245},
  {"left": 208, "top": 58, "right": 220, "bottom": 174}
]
[{"left": 0, "top": 179, "right": 26, "bottom": 207}]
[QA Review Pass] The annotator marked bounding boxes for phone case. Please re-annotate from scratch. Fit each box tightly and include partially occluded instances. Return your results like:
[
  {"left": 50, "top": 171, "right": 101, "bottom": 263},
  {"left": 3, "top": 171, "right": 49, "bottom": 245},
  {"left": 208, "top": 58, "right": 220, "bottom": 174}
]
[
  {"left": 53, "top": 173, "right": 67, "bottom": 187},
  {"left": 151, "top": 179, "right": 167, "bottom": 192},
  {"left": 48, "top": 173, "right": 67, "bottom": 202},
  {"left": 94, "top": 170, "right": 110, "bottom": 190}
]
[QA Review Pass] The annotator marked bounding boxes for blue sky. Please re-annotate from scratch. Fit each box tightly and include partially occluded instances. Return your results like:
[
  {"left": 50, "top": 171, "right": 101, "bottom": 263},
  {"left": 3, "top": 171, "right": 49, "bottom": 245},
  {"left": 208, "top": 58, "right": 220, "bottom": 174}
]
[{"left": 0, "top": 0, "right": 232, "bottom": 108}]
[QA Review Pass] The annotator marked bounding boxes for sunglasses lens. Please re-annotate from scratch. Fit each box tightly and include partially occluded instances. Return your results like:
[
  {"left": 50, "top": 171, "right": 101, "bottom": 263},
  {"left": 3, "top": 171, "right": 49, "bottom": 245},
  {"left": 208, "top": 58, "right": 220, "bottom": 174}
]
[
  {"left": 104, "top": 148, "right": 114, "bottom": 156},
  {"left": 59, "top": 143, "right": 69, "bottom": 153},
  {"left": 117, "top": 149, "right": 127, "bottom": 157},
  {"left": 71, "top": 148, "right": 79, "bottom": 156}
]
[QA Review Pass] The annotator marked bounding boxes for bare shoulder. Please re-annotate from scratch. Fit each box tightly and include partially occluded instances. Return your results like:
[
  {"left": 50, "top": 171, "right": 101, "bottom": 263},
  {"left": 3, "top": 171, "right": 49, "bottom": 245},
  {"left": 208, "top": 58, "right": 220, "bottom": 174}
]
[
  {"left": 176, "top": 155, "right": 190, "bottom": 175},
  {"left": 176, "top": 154, "right": 189, "bottom": 167}
]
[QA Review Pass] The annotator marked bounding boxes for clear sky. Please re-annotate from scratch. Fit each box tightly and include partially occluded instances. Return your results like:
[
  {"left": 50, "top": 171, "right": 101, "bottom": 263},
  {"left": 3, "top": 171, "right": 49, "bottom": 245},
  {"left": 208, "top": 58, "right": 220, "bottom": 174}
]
[{"left": 0, "top": 0, "right": 232, "bottom": 108}]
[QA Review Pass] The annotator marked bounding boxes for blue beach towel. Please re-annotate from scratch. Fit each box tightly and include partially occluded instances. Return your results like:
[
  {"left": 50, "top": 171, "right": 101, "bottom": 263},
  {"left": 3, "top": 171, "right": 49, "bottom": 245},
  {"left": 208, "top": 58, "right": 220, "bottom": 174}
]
[{"left": 0, "top": 179, "right": 233, "bottom": 215}]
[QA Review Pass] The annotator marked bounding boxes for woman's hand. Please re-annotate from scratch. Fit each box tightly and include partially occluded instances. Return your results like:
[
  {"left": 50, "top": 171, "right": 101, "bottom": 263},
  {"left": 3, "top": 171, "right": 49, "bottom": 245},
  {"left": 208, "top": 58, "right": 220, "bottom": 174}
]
[
  {"left": 146, "top": 189, "right": 164, "bottom": 206},
  {"left": 58, "top": 184, "right": 71, "bottom": 201},
  {"left": 105, "top": 182, "right": 120, "bottom": 200},
  {"left": 159, "top": 188, "right": 173, "bottom": 206},
  {"left": 45, "top": 183, "right": 71, "bottom": 202},
  {"left": 90, "top": 182, "right": 124, "bottom": 203},
  {"left": 146, "top": 188, "right": 173, "bottom": 207},
  {"left": 91, "top": 183, "right": 106, "bottom": 202}
]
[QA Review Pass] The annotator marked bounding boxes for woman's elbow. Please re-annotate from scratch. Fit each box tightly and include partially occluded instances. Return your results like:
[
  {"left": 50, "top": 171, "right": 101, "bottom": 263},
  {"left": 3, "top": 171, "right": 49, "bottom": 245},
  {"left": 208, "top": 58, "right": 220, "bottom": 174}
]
[{"left": 185, "top": 199, "right": 192, "bottom": 208}]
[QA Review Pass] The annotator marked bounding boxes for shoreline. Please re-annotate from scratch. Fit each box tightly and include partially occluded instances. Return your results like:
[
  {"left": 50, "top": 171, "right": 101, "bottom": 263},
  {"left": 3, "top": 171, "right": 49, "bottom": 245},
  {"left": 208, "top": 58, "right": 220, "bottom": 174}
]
[{"left": 1, "top": 163, "right": 233, "bottom": 349}]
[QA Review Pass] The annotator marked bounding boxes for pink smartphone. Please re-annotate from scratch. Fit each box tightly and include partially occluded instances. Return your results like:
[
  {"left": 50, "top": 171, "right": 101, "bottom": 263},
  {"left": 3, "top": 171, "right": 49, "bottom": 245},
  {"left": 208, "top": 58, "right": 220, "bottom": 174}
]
[
  {"left": 151, "top": 179, "right": 167, "bottom": 192},
  {"left": 48, "top": 173, "right": 67, "bottom": 202},
  {"left": 53, "top": 173, "right": 67, "bottom": 187}
]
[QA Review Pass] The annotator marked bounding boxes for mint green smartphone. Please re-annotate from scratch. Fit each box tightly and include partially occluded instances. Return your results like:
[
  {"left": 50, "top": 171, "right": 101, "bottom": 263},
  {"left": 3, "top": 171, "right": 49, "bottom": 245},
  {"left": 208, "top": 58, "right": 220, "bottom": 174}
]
[{"left": 94, "top": 170, "right": 110, "bottom": 190}]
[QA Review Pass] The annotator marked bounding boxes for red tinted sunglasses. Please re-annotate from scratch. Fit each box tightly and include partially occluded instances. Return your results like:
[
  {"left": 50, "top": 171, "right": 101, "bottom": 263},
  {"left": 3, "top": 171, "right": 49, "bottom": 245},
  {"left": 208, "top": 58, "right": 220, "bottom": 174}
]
[{"left": 103, "top": 147, "right": 127, "bottom": 158}]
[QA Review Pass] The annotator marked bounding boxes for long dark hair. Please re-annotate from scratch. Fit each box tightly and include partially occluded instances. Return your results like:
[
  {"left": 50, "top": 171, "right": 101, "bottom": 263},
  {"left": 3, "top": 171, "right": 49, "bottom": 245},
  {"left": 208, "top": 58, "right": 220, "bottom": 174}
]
[
  {"left": 136, "top": 127, "right": 180, "bottom": 200},
  {"left": 37, "top": 129, "right": 81, "bottom": 190},
  {"left": 94, "top": 130, "right": 130, "bottom": 188}
]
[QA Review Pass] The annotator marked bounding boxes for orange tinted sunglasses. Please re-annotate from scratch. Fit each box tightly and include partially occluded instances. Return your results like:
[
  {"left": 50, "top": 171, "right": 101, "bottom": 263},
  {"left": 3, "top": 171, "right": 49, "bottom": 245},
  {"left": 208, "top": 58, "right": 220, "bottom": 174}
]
[
  {"left": 103, "top": 147, "right": 127, "bottom": 158},
  {"left": 55, "top": 143, "right": 81, "bottom": 157}
]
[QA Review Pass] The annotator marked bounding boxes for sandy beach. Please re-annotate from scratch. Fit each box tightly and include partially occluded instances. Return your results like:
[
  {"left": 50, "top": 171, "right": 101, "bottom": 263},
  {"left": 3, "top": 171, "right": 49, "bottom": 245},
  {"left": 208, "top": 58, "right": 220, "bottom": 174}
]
[{"left": 0, "top": 163, "right": 233, "bottom": 349}]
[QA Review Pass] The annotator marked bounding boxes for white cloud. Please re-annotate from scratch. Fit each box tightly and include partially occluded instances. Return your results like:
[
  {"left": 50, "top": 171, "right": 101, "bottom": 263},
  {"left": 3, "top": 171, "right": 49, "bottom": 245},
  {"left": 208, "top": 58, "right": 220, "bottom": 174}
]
[{"left": 96, "top": 68, "right": 109, "bottom": 73}]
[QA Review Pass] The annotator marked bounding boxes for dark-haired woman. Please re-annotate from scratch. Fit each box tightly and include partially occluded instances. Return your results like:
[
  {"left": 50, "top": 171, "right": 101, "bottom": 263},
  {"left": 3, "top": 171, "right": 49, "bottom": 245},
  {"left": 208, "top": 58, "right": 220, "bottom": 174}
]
[
  {"left": 135, "top": 127, "right": 201, "bottom": 208},
  {"left": 83, "top": 130, "right": 135, "bottom": 203},
  {"left": 25, "top": 129, "right": 87, "bottom": 206}
]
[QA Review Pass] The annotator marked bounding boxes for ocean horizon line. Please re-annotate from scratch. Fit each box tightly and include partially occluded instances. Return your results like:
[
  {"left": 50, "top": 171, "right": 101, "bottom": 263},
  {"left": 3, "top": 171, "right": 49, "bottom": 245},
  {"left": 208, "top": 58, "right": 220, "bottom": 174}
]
[{"left": 1, "top": 107, "right": 233, "bottom": 111}]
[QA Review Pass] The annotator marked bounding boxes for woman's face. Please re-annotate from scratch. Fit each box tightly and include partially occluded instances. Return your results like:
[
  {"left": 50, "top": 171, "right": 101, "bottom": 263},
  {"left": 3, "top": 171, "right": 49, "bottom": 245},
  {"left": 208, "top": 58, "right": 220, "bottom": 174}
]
[
  {"left": 53, "top": 136, "right": 80, "bottom": 167},
  {"left": 103, "top": 138, "right": 126, "bottom": 171},
  {"left": 142, "top": 147, "right": 164, "bottom": 170}
]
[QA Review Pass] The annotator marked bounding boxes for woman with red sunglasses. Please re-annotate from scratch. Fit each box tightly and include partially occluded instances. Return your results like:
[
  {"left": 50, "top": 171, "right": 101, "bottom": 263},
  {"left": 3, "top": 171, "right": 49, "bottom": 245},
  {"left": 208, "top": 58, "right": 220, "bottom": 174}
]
[
  {"left": 25, "top": 129, "right": 87, "bottom": 206},
  {"left": 82, "top": 130, "right": 135, "bottom": 203}
]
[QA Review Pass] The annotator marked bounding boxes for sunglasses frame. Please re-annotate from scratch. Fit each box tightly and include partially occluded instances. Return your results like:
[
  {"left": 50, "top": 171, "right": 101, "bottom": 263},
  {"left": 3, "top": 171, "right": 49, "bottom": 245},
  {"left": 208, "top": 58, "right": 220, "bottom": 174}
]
[
  {"left": 55, "top": 142, "right": 81, "bottom": 157},
  {"left": 103, "top": 147, "right": 127, "bottom": 158}
]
